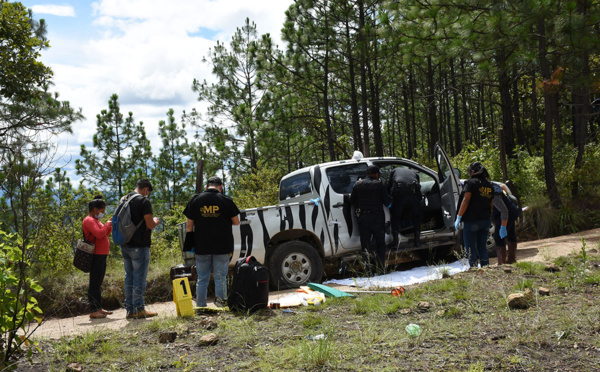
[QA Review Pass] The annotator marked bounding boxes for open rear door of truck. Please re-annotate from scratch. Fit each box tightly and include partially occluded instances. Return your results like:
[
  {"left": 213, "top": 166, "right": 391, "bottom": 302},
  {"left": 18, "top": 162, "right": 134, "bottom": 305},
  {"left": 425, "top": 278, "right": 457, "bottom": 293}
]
[{"left": 434, "top": 143, "right": 461, "bottom": 230}]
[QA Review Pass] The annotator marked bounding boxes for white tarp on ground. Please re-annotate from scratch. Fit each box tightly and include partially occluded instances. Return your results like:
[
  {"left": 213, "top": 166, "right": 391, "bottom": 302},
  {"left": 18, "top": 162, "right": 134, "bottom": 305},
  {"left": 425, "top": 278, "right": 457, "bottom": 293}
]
[{"left": 324, "top": 259, "right": 471, "bottom": 288}]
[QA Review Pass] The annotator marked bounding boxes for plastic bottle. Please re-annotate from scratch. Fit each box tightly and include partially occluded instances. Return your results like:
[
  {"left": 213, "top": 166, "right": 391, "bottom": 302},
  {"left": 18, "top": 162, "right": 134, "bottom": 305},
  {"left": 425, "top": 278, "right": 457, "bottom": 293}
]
[{"left": 405, "top": 323, "right": 422, "bottom": 337}]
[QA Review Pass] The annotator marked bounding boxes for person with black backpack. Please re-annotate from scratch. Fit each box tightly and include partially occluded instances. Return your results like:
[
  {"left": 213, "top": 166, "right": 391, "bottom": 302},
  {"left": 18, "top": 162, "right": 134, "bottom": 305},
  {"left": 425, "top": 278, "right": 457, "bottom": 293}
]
[
  {"left": 183, "top": 176, "right": 240, "bottom": 308},
  {"left": 121, "top": 179, "right": 160, "bottom": 319}
]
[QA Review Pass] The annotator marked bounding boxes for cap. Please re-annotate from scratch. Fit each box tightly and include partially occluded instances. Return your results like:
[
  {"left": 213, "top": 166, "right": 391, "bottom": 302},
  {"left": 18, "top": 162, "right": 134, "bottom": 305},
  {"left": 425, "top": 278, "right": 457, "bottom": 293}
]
[
  {"left": 207, "top": 176, "right": 222, "bottom": 186},
  {"left": 366, "top": 165, "right": 380, "bottom": 175}
]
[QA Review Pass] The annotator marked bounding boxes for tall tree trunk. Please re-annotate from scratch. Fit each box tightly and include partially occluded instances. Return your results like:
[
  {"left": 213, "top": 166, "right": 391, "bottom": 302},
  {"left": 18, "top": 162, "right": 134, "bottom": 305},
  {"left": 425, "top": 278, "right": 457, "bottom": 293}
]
[
  {"left": 479, "top": 84, "right": 486, "bottom": 146},
  {"left": 368, "top": 52, "right": 384, "bottom": 156},
  {"left": 344, "top": 17, "right": 362, "bottom": 152},
  {"left": 358, "top": 0, "right": 370, "bottom": 157},
  {"left": 461, "top": 60, "right": 470, "bottom": 147},
  {"left": 451, "top": 59, "right": 461, "bottom": 155},
  {"left": 496, "top": 49, "right": 515, "bottom": 158},
  {"left": 571, "top": 1, "right": 591, "bottom": 198},
  {"left": 571, "top": 55, "right": 590, "bottom": 198},
  {"left": 426, "top": 56, "right": 439, "bottom": 157},
  {"left": 512, "top": 67, "right": 526, "bottom": 153},
  {"left": 538, "top": 17, "right": 562, "bottom": 209},
  {"left": 322, "top": 18, "right": 336, "bottom": 161},
  {"left": 402, "top": 84, "right": 413, "bottom": 159},
  {"left": 409, "top": 71, "right": 417, "bottom": 154},
  {"left": 531, "top": 74, "right": 539, "bottom": 152},
  {"left": 443, "top": 69, "right": 454, "bottom": 154}
]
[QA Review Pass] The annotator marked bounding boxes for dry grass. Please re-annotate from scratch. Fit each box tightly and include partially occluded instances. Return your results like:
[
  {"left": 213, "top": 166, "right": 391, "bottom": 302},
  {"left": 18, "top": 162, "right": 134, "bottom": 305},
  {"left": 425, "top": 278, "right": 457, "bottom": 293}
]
[{"left": 15, "top": 251, "right": 600, "bottom": 371}]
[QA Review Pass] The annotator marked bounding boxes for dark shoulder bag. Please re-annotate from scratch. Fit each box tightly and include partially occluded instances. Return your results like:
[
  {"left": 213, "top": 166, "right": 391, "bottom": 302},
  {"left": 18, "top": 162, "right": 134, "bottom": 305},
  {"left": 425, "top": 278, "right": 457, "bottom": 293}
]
[{"left": 74, "top": 229, "right": 95, "bottom": 273}]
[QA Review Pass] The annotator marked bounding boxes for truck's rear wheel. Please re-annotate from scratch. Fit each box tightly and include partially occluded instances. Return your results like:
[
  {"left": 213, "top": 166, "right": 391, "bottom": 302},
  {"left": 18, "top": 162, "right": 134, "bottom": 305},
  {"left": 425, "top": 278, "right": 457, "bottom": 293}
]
[
  {"left": 268, "top": 241, "right": 323, "bottom": 290},
  {"left": 487, "top": 225, "right": 497, "bottom": 258}
]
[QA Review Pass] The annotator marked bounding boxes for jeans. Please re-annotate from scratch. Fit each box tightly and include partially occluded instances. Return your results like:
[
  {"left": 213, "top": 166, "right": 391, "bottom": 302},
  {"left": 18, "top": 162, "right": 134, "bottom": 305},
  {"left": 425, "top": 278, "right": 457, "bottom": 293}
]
[
  {"left": 195, "top": 254, "right": 230, "bottom": 307},
  {"left": 463, "top": 219, "right": 490, "bottom": 267},
  {"left": 88, "top": 254, "right": 107, "bottom": 312},
  {"left": 122, "top": 246, "right": 150, "bottom": 314}
]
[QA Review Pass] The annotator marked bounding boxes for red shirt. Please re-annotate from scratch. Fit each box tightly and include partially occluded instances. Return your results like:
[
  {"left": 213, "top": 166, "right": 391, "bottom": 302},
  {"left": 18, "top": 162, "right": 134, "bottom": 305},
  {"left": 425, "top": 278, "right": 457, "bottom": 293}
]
[{"left": 82, "top": 216, "right": 112, "bottom": 255}]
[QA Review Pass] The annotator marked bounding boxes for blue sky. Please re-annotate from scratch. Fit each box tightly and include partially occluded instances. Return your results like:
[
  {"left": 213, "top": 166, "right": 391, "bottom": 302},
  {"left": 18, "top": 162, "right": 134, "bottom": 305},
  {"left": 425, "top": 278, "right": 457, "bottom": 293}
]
[{"left": 19, "top": 0, "right": 293, "bottom": 184}]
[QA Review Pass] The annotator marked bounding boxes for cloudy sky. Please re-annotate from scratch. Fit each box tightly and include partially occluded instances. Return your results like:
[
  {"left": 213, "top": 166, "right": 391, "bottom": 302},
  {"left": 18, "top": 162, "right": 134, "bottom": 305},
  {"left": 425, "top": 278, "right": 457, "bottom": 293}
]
[{"left": 21, "top": 0, "right": 293, "bottom": 183}]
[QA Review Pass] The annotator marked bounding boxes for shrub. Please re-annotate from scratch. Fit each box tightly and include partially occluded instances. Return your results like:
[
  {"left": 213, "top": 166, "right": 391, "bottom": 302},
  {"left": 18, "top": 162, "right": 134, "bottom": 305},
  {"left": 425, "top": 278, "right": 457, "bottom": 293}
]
[
  {"left": 0, "top": 229, "right": 43, "bottom": 368},
  {"left": 232, "top": 166, "right": 281, "bottom": 209}
]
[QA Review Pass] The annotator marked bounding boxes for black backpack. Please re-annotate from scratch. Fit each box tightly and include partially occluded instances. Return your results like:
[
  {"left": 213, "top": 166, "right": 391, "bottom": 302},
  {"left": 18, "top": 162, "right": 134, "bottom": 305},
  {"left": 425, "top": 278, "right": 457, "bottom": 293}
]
[{"left": 227, "top": 256, "right": 269, "bottom": 313}]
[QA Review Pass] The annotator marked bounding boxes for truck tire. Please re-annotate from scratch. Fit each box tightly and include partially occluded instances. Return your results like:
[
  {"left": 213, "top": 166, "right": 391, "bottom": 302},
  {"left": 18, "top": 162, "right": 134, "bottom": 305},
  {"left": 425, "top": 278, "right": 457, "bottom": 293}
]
[
  {"left": 487, "top": 226, "right": 497, "bottom": 258},
  {"left": 268, "top": 241, "right": 323, "bottom": 290}
]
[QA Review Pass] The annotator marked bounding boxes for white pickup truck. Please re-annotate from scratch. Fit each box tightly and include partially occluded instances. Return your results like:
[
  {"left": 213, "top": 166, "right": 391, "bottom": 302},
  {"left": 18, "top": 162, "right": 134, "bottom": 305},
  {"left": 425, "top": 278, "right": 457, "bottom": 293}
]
[{"left": 177, "top": 143, "right": 463, "bottom": 289}]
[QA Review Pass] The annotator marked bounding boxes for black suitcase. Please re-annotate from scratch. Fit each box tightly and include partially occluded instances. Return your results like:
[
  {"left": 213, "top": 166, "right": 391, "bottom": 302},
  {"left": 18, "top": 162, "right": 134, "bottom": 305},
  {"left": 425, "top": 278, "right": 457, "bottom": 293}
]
[{"left": 228, "top": 256, "right": 269, "bottom": 313}]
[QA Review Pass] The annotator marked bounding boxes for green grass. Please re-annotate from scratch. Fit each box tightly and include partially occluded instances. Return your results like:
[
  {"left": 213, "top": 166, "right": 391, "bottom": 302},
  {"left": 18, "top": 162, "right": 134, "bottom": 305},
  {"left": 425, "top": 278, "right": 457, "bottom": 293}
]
[
  {"left": 16, "top": 251, "right": 600, "bottom": 371},
  {"left": 35, "top": 254, "right": 181, "bottom": 318},
  {"left": 514, "top": 261, "right": 546, "bottom": 275}
]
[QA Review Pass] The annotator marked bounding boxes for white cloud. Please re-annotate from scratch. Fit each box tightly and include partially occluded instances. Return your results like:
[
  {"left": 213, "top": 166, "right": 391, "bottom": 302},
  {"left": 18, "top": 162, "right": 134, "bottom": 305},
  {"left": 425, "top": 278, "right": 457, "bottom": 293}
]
[
  {"left": 42, "top": 0, "right": 293, "bottom": 182},
  {"left": 31, "top": 5, "right": 76, "bottom": 17}
]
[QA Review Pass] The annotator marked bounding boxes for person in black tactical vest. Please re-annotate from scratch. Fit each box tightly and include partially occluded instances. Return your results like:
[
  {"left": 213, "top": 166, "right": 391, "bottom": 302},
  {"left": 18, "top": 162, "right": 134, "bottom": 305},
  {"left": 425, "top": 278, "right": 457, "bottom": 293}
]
[
  {"left": 492, "top": 183, "right": 521, "bottom": 264},
  {"left": 350, "top": 165, "right": 392, "bottom": 274},
  {"left": 184, "top": 176, "right": 240, "bottom": 308},
  {"left": 454, "top": 162, "right": 494, "bottom": 268},
  {"left": 386, "top": 167, "right": 422, "bottom": 248}
]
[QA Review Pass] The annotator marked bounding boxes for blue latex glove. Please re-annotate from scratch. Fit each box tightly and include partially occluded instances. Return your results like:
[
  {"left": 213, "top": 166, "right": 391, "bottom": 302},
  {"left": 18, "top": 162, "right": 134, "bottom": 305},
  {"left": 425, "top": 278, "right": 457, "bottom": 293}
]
[
  {"left": 190, "top": 246, "right": 195, "bottom": 254},
  {"left": 499, "top": 225, "right": 508, "bottom": 239},
  {"left": 454, "top": 216, "right": 462, "bottom": 231}
]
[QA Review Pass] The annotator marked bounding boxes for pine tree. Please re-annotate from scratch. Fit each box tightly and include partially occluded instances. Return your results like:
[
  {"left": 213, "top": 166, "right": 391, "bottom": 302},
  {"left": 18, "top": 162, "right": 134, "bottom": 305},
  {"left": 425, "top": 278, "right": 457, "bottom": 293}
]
[
  {"left": 192, "top": 18, "right": 269, "bottom": 172},
  {"left": 154, "top": 108, "right": 191, "bottom": 207},
  {"left": 75, "top": 94, "right": 139, "bottom": 201}
]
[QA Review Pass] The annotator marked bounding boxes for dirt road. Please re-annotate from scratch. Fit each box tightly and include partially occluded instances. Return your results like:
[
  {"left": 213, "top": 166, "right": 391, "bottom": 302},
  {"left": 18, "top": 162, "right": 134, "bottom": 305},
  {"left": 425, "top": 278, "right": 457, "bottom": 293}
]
[
  {"left": 27, "top": 228, "right": 600, "bottom": 340},
  {"left": 514, "top": 227, "right": 599, "bottom": 262}
]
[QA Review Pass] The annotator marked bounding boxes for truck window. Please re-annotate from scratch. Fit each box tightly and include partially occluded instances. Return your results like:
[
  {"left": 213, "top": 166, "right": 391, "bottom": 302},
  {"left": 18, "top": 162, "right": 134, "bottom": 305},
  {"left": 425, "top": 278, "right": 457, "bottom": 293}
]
[
  {"left": 279, "top": 172, "right": 313, "bottom": 200},
  {"left": 419, "top": 172, "right": 436, "bottom": 194},
  {"left": 326, "top": 163, "right": 368, "bottom": 194}
]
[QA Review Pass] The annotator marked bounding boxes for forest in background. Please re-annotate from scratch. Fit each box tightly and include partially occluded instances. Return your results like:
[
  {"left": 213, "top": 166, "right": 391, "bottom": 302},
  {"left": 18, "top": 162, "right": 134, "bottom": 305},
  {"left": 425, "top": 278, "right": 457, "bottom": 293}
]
[
  {"left": 2, "top": 0, "right": 600, "bottom": 260},
  {"left": 2, "top": 0, "right": 600, "bottom": 269},
  {"left": 2, "top": 0, "right": 600, "bottom": 364}
]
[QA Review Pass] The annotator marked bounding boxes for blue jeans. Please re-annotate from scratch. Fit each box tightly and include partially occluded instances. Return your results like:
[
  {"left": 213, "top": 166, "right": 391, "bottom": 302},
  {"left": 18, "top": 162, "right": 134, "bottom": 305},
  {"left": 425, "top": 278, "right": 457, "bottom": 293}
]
[
  {"left": 463, "top": 219, "right": 490, "bottom": 267},
  {"left": 195, "top": 254, "right": 230, "bottom": 307},
  {"left": 122, "top": 246, "right": 150, "bottom": 314}
]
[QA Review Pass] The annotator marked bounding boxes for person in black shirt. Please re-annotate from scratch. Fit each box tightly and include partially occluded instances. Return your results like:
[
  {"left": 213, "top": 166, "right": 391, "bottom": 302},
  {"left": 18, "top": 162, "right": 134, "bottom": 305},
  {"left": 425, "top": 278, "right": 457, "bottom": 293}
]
[
  {"left": 387, "top": 167, "right": 422, "bottom": 248},
  {"left": 122, "top": 179, "right": 160, "bottom": 319},
  {"left": 492, "top": 183, "right": 521, "bottom": 264},
  {"left": 350, "top": 165, "right": 392, "bottom": 274},
  {"left": 454, "top": 162, "right": 494, "bottom": 267},
  {"left": 183, "top": 176, "right": 240, "bottom": 307}
]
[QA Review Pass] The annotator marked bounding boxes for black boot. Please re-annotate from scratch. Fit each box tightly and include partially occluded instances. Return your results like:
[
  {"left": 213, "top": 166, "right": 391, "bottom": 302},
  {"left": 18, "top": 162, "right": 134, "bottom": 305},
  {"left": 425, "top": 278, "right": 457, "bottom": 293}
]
[
  {"left": 413, "top": 233, "right": 421, "bottom": 247},
  {"left": 392, "top": 231, "right": 399, "bottom": 250}
]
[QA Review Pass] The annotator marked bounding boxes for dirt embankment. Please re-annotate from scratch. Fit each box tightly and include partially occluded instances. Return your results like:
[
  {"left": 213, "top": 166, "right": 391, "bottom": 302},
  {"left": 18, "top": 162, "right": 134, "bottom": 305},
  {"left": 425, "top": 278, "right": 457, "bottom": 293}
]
[{"left": 516, "top": 228, "right": 600, "bottom": 262}]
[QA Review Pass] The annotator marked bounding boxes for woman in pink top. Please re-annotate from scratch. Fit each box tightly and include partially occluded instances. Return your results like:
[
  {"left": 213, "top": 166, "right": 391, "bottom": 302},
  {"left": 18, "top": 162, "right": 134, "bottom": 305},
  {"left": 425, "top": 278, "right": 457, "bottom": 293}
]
[{"left": 82, "top": 195, "right": 113, "bottom": 319}]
